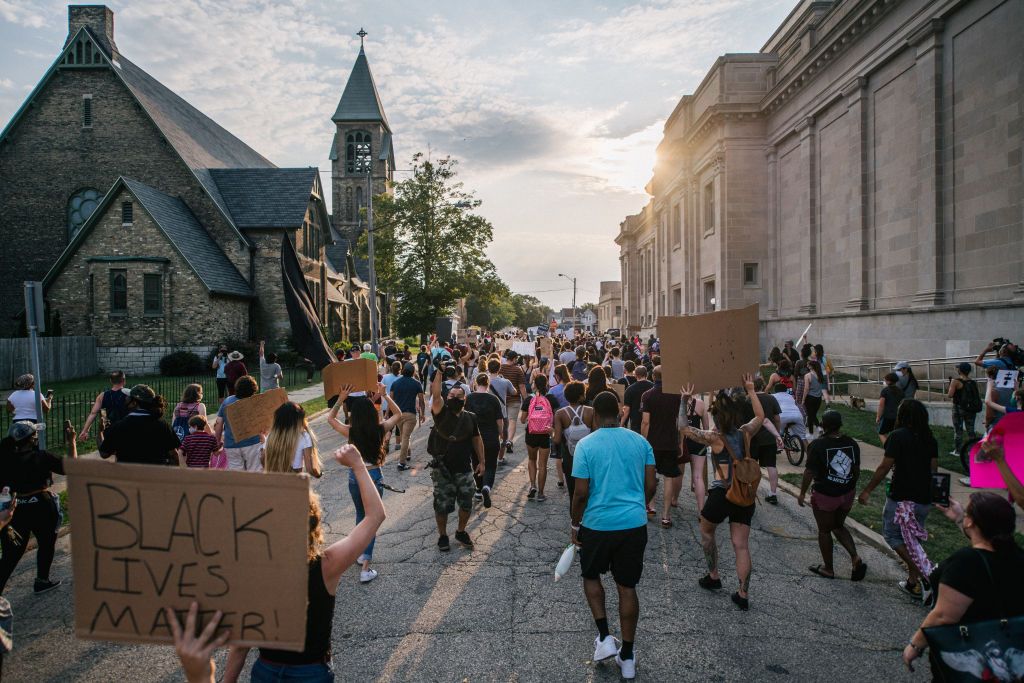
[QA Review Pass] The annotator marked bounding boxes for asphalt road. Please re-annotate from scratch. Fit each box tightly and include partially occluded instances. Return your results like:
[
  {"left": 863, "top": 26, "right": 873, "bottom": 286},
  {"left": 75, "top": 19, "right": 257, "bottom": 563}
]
[{"left": 4, "top": 414, "right": 927, "bottom": 682}]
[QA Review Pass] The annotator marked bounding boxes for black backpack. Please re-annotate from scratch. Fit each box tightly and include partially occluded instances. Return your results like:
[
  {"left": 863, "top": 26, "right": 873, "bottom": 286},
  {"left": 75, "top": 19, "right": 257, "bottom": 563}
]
[{"left": 957, "top": 378, "right": 982, "bottom": 414}]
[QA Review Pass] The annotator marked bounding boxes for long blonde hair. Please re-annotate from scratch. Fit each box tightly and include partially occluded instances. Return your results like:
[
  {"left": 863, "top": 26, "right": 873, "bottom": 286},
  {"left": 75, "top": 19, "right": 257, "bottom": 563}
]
[{"left": 264, "top": 402, "right": 319, "bottom": 474}]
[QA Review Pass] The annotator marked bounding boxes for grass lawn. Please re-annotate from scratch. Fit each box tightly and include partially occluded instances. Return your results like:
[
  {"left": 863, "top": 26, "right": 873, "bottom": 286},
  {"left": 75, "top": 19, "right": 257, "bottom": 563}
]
[{"left": 827, "top": 404, "right": 962, "bottom": 473}]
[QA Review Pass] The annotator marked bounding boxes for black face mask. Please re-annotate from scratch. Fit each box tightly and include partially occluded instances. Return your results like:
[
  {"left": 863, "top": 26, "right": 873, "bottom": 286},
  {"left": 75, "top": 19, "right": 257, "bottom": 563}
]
[{"left": 447, "top": 398, "right": 465, "bottom": 413}]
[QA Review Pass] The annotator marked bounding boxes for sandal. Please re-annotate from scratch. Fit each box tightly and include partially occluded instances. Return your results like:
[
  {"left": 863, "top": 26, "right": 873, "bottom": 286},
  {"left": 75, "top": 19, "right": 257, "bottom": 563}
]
[
  {"left": 660, "top": 518, "right": 673, "bottom": 528},
  {"left": 809, "top": 564, "right": 835, "bottom": 579},
  {"left": 851, "top": 561, "right": 867, "bottom": 582}
]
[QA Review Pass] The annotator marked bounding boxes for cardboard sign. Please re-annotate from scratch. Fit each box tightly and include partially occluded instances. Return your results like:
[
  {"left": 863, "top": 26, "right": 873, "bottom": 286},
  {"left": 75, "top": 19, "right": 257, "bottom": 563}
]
[
  {"left": 539, "top": 337, "right": 554, "bottom": 358},
  {"left": 995, "top": 370, "right": 1019, "bottom": 391},
  {"left": 65, "top": 460, "right": 309, "bottom": 649},
  {"left": 322, "top": 358, "right": 378, "bottom": 399},
  {"left": 657, "top": 304, "right": 760, "bottom": 394},
  {"left": 513, "top": 341, "right": 535, "bottom": 357},
  {"left": 457, "top": 329, "right": 468, "bottom": 344},
  {"left": 609, "top": 383, "right": 625, "bottom": 402},
  {"left": 969, "top": 412, "right": 1024, "bottom": 489},
  {"left": 495, "top": 339, "right": 513, "bottom": 353},
  {"left": 225, "top": 388, "right": 288, "bottom": 442}
]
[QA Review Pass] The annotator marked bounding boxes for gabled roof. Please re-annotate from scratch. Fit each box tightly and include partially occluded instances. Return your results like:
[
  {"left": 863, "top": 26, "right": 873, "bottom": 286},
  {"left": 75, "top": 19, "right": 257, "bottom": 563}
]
[
  {"left": 332, "top": 47, "right": 391, "bottom": 131},
  {"left": 208, "top": 168, "right": 318, "bottom": 228},
  {"left": 43, "top": 177, "right": 253, "bottom": 299}
]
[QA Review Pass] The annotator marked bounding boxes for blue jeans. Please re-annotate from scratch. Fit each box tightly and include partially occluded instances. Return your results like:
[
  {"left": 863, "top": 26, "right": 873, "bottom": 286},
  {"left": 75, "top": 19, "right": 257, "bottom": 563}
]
[
  {"left": 348, "top": 467, "right": 384, "bottom": 559},
  {"left": 251, "top": 660, "right": 334, "bottom": 682}
]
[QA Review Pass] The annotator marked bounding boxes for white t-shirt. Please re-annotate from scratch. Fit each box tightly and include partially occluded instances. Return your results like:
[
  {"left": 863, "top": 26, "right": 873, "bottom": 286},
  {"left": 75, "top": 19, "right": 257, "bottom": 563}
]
[
  {"left": 7, "top": 389, "right": 39, "bottom": 420},
  {"left": 775, "top": 392, "right": 803, "bottom": 423},
  {"left": 291, "top": 431, "right": 313, "bottom": 470}
]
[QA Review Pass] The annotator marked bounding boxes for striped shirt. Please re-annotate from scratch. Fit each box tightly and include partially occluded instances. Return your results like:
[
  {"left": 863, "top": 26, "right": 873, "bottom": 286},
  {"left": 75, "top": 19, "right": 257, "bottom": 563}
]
[{"left": 181, "top": 432, "right": 219, "bottom": 468}]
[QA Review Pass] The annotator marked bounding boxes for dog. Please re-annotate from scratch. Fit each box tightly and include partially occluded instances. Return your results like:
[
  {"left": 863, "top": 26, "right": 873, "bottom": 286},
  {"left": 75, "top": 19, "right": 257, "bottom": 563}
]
[{"left": 847, "top": 396, "right": 866, "bottom": 410}]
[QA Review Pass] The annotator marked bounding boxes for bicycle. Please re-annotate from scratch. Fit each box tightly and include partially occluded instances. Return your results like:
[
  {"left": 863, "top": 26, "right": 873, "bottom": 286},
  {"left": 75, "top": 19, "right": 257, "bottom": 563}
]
[{"left": 780, "top": 424, "right": 806, "bottom": 466}]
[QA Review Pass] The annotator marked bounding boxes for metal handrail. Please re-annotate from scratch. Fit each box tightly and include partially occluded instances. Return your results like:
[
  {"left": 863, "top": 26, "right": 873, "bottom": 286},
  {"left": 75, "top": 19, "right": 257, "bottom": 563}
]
[{"left": 827, "top": 354, "right": 992, "bottom": 403}]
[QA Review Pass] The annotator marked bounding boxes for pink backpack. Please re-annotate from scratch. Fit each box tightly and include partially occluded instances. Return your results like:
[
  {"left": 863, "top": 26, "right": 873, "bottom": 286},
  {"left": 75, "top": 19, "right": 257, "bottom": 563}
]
[{"left": 527, "top": 395, "right": 554, "bottom": 435}]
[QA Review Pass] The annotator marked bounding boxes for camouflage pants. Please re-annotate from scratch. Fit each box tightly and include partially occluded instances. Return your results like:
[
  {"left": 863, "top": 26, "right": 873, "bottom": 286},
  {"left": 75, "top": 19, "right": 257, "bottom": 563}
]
[{"left": 431, "top": 466, "right": 476, "bottom": 515}]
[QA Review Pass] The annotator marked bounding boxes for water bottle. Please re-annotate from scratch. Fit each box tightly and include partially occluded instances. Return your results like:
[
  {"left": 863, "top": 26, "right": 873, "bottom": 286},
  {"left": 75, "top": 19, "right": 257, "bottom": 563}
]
[{"left": 0, "top": 487, "right": 12, "bottom": 511}]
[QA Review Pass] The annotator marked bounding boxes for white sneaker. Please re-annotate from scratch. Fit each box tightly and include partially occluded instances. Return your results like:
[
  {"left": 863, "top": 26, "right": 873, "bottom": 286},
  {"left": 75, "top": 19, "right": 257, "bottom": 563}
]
[
  {"left": 359, "top": 569, "right": 378, "bottom": 584},
  {"left": 593, "top": 635, "right": 618, "bottom": 662},
  {"left": 615, "top": 650, "right": 637, "bottom": 679}
]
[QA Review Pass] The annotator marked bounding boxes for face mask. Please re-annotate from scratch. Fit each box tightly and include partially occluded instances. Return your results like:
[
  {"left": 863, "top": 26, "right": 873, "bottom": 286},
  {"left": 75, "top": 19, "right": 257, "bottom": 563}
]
[{"left": 447, "top": 398, "right": 465, "bottom": 413}]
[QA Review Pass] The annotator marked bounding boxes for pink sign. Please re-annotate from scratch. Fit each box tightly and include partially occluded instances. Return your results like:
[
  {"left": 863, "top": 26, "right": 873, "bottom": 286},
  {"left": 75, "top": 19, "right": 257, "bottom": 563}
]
[{"left": 969, "top": 412, "right": 1024, "bottom": 488}]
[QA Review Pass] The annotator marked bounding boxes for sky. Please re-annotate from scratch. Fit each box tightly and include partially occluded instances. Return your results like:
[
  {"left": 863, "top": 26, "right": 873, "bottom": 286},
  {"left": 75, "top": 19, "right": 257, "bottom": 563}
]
[{"left": 0, "top": 0, "right": 795, "bottom": 310}]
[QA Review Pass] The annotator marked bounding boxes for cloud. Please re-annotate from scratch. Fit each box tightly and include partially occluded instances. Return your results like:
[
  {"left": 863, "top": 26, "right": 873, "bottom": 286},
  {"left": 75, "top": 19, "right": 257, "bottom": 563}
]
[{"left": 0, "top": 1, "right": 46, "bottom": 28}]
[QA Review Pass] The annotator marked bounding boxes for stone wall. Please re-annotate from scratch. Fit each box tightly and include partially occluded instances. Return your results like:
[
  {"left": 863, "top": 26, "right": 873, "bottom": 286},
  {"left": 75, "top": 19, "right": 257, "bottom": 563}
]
[{"left": 97, "top": 345, "right": 215, "bottom": 375}]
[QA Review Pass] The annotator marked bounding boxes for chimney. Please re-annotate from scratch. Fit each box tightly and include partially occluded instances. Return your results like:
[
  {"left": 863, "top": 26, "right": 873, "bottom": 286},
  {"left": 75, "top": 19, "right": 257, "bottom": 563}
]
[{"left": 66, "top": 5, "right": 117, "bottom": 56}]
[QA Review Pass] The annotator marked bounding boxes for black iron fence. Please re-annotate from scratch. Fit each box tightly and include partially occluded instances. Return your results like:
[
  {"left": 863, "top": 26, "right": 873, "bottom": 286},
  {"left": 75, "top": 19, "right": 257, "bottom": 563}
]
[{"left": 2, "top": 367, "right": 319, "bottom": 456}]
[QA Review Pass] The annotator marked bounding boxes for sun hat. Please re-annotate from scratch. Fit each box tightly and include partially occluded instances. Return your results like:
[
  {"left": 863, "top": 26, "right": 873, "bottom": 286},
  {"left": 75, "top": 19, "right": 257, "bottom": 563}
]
[{"left": 227, "top": 351, "right": 243, "bottom": 361}]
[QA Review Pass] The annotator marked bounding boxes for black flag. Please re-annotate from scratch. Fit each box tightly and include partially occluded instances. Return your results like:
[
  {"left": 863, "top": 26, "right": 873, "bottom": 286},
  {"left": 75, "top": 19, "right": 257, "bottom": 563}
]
[{"left": 281, "top": 236, "right": 335, "bottom": 370}]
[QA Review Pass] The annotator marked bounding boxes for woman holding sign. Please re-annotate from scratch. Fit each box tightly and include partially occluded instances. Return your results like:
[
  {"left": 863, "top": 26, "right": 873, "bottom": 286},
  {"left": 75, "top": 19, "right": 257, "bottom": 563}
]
[{"left": 327, "top": 384, "right": 403, "bottom": 584}]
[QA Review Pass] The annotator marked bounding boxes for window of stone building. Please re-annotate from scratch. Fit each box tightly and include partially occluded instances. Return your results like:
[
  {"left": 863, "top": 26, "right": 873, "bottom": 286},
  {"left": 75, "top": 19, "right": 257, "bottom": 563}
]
[
  {"left": 703, "top": 280, "right": 716, "bottom": 312},
  {"left": 703, "top": 182, "right": 715, "bottom": 235},
  {"left": 82, "top": 95, "right": 93, "bottom": 128},
  {"left": 743, "top": 262, "right": 760, "bottom": 287},
  {"left": 673, "top": 287, "right": 682, "bottom": 314},
  {"left": 143, "top": 274, "right": 162, "bottom": 315},
  {"left": 121, "top": 201, "right": 133, "bottom": 226},
  {"left": 68, "top": 188, "right": 101, "bottom": 239},
  {"left": 109, "top": 270, "right": 127, "bottom": 315},
  {"left": 615, "top": 305, "right": 622, "bottom": 316},
  {"left": 672, "top": 204, "right": 681, "bottom": 248},
  {"left": 346, "top": 131, "right": 372, "bottom": 174}
]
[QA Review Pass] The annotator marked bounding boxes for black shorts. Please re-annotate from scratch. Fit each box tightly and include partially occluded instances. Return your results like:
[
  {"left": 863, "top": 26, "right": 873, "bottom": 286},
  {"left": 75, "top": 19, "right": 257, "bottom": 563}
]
[
  {"left": 684, "top": 439, "right": 706, "bottom": 459},
  {"left": 754, "top": 441, "right": 777, "bottom": 468},
  {"left": 653, "top": 449, "right": 682, "bottom": 477},
  {"left": 525, "top": 432, "right": 552, "bottom": 449},
  {"left": 216, "top": 378, "right": 228, "bottom": 398},
  {"left": 578, "top": 525, "right": 648, "bottom": 588},
  {"left": 701, "top": 487, "right": 755, "bottom": 526}
]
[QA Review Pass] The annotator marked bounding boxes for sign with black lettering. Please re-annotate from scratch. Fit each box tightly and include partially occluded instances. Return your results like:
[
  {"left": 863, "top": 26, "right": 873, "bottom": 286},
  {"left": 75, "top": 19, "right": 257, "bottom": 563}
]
[{"left": 65, "top": 460, "right": 309, "bottom": 649}]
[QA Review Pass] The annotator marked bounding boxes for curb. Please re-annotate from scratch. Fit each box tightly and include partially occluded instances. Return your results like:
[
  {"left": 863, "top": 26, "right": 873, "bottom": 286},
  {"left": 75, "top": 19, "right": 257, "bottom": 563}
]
[{"left": 771, "top": 475, "right": 899, "bottom": 562}]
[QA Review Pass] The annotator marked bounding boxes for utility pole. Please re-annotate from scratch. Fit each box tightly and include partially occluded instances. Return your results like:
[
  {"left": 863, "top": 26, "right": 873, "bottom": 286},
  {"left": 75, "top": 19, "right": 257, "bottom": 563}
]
[{"left": 366, "top": 167, "right": 380, "bottom": 357}]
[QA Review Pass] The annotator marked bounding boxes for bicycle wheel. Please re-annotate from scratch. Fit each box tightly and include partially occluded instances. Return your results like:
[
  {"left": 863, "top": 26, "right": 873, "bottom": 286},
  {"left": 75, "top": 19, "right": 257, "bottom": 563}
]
[
  {"left": 959, "top": 437, "right": 980, "bottom": 475},
  {"left": 784, "top": 432, "right": 805, "bottom": 466}
]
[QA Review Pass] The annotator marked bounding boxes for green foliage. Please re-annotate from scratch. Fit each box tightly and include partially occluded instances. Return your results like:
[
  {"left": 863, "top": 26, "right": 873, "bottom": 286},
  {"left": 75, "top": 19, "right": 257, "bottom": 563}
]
[
  {"left": 465, "top": 276, "right": 516, "bottom": 330},
  {"left": 332, "top": 339, "right": 353, "bottom": 355},
  {"left": 511, "top": 294, "right": 554, "bottom": 330},
  {"left": 159, "top": 351, "right": 204, "bottom": 376}
]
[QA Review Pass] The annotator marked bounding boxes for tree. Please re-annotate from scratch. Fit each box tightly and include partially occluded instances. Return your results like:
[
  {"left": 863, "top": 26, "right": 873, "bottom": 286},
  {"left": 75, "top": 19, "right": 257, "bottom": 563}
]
[
  {"left": 465, "top": 276, "right": 515, "bottom": 330},
  {"left": 510, "top": 294, "right": 554, "bottom": 330},
  {"left": 361, "top": 154, "right": 498, "bottom": 336}
]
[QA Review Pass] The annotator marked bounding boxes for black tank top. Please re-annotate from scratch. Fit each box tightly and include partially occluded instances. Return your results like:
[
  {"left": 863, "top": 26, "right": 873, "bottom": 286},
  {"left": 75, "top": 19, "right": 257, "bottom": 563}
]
[
  {"left": 683, "top": 399, "right": 704, "bottom": 456},
  {"left": 259, "top": 556, "right": 335, "bottom": 664}
]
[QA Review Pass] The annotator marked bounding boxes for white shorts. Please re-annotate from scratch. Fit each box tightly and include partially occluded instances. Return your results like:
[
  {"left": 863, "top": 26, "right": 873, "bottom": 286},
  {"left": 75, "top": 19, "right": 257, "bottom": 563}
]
[{"left": 780, "top": 416, "right": 807, "bottom": 441}]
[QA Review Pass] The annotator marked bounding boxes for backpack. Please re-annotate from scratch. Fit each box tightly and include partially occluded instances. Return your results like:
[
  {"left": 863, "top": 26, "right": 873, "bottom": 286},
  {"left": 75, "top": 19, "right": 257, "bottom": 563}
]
[
  {"left": 715, "top": 431, "right": 761, "bottom": 507},
  {"left": 171, "top": 403, "right": 200, "bottom": 443},
  {"left": 956, "top": 378, "right": 982, "bottom": 414},
  {"left": 571, "top": 360, "right": 589, "bottom": 381},
  {"left": 563, "top": 406, "right": 591, "bottom": 456},
  {"left": 527, "top": 395, "right": 554, "bottom": 435},
  {"left": 100, "top": 388, "right": 130, "bottom": 425}
]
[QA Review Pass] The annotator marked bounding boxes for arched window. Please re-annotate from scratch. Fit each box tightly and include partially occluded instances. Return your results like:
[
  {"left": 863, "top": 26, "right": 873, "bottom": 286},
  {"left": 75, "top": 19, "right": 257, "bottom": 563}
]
[
  {"left": 67, "top": 188, "right": 102, "bottom": 239},
  {"left": 345, "top": 131, "right": 372, "bottom": 175},
  {"left": 345, "top": 187, "right": 354, "bottom": 221}
]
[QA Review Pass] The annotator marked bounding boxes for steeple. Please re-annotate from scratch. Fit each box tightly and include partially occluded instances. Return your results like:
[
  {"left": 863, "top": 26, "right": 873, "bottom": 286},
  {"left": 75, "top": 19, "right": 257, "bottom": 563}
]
[{"left": 331, "top": 29, "right": 390, "bottom": 132}]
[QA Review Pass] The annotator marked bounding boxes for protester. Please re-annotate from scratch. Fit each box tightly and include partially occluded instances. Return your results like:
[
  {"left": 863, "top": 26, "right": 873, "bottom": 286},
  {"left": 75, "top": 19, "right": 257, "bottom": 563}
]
[
  {"left": 263, "top": 402, "right": 321, "bottom": 477},
  {"left": 570, "top": 391, "right": 656, "bottom": 680},
  {"left": 747, "top": 378, "right": 783, "bottom": 504},
  {"left": 640, "top": 366, "right": 683, "bottom": 527},
  {"left": 214, "top": 376, "right": 262, "bottom": 471},
  {"left": 781, "top": 340, "right": 799, "bottom": 365},
  {"left": 620, "top": 366, "right": 653, "bottom": 433},
  {"left": 584, "top": 365, "right": 609, "bottom": 405},
  {"left": 211, "top": 345, "right": 230, "bottom": 403},
  {"left": 222, "top": 444, "right": 386, "bottom": 682},
  {"left": 984, "top": 381, "right": 1023, "bottom": 429},
  {"left": 947, "top": 362, "right": 981, "bottom": 455},
  {"left": 606, "top": 347, "right": 625, "bottom": 380},
  {"left": 681, "top": 375, "right": 765, "bottom": 610},
  {"left": 876, "top": 373, "right": 903, "bottom": 445},
  {"left": 224, "top": 351, "right": 248, "bottom": 396},
  {"left": 902, "top": 492, "right": 1023, "bottom": 676},
  {"left": 429, "top": 364, "right": 484, "bottom": 552},
  {"left": 5, "top": 373, "right": 50, "bottom": 423},
  {"left": 178, "top": 415, "right": 220, "bottom": 469},
  {"left": 360, "top": 343, "right": 379, "bottom": 363},
  {"left": 797, "top": 410, "right": 866, "bottom": 581},
  {"left": 498, "top": 352, "right": 527, "bottom": 452},
  {"left": 171, "top": 383, "right": 206, "bottom": 443},
  {"left": 521, "top": 374, "right": 559, "bottom": 501},
  {"left": 973, "top": 338, "right": 1018, "bottom": 371},
  {"left": 550, "top": 364, "right": 571, "bottom": 409},
  {"left": 553, "top": 381, "right": 595, "bottom": 510},
  {"left": 390, "top": 363, "right": 425, "bottom": 471},
  {"left": 893, "top": 361, "right": 919, "bottom": 400},
  {"left": 679, "top": 388, "right": 710, "bottom": 510},
  {"left": 78, "top": 370, "right": 129, "bottom": 441},
  {"left": 258, "top": 340, "right": 284, "bottom": 392},
  {"left": 765, "top": 358, "right": 795, "bottom": 394},
  {"left": 466, "top": 373, "right": 503, "bottom": 507},
  {"left": 0, "top": 420, "right": 76, "bottom": 594},
  {"left": 801, "top": 360, "right": 828, "bottom": 437},
  {"left": 618, "top": 361, "right": 638, "bottom": 388},
  {"left": 100, "top": 385, "right": 180, "bottom": 465},
  {"left": 858, "top": 399, "right": 938, "bottom": 601},
  {"left": 571, "top": 347, "right": 590, "bottom": 382},
  {"left": 486, "top": 359, "right": 514, "bottom": 466}
]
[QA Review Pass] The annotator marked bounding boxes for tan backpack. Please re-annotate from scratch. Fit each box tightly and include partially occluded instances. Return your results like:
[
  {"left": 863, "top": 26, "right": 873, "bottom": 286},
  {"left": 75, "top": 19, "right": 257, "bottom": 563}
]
[{"left": 715, "top": 431, "right": 761, "bottom": 507}]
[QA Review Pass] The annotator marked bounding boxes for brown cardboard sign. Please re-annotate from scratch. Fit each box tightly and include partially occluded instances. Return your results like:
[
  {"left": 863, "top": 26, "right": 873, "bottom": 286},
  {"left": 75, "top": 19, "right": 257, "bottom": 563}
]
[
  {"left": 225, "top": 388, "right": 288, "bottom": 442},
  {"left": 495, "top": 339, "right": 513, "bottom": 353},
  {"left": 539, "top": 337, "right": 553, "bottom": 358},
  {"left": 609, "top": 383, "right": 625, "bottom": 402},
  {"left": 658, "top": 304, "right": 760, "bottom": 394},
  {"left": 322, "top": 358, "right": 378, "bottom": 399},
  {"left": 65, "top": 460, "right": 309, "bottom": 650}
]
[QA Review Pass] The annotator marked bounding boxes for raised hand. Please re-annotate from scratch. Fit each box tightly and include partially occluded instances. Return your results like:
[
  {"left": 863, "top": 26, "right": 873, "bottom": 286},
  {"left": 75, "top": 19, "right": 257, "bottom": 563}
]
[
  {"left": 680, "top": 383, "right": 696, "bottom": 398},
  {"left": 334, "top": 443, "right": 364, "bottom": 468},
  {"left": 742, "top": 373, "right": 756, "bottom": 393},
  {"left": 166, "top": 602, "right": 229, "bottom": 683}
]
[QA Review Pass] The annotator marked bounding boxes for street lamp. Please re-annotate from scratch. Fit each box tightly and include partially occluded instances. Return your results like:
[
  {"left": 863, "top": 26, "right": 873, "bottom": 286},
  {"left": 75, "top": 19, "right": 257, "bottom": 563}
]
[{"left": 558, "top": 273, "right": 576, "bottom": 337}]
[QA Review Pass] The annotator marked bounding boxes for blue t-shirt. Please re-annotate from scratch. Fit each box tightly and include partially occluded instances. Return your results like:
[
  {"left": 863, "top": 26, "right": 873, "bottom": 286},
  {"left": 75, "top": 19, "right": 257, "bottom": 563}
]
[
  {"left": 549, "top": 383, "right": 569, "bottom": 410},
  {"left": 571, "top": 427, "right": 654, "bottom": 531},
  {"left": 217, "top": 395, "right": 260, "bottom": 448},
  {"left": 214, "top": 357, "right": 227, "bottom": 379},
  {"left": 981, "top": 358, "right": 1015, "bottom": 370},
  {"left": 390, "top": 376, "right": 422, "bottom": 414}
]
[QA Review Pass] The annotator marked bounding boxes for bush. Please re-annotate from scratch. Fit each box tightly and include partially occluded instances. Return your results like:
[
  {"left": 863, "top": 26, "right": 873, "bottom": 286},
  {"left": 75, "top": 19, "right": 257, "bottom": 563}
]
[
  {"left": 332, "top": 340, "right": 353, "bottom": 356},
  {"left": 159, "top": 351, "right": 204, "bottom": 376}
]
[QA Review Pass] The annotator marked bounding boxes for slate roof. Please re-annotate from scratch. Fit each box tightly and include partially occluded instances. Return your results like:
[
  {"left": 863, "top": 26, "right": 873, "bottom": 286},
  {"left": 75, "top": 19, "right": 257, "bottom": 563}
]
[
  {"left": 332, "top": 47, "right": 391, "bottom": 131},
  {"left": 120, "top": 179, "right": 253, "bottom": 297},
  {"left": 208, "top": 168, "right": 317, "bottom": 228}
]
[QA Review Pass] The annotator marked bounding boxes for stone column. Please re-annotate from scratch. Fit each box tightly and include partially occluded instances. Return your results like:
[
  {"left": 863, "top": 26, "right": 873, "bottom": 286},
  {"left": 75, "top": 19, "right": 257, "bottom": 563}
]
[
  {"left": 798, "top": 116, "right": 817, "bottom": 314},
  {"left": 766, "top": 147, "right": 778, "bottom": 317},
  {"left": 844, "top": 77, "right": 870, "bottom": 311},
  {"left": 910, "top": 19, "right": 945, "bottom": 306}
]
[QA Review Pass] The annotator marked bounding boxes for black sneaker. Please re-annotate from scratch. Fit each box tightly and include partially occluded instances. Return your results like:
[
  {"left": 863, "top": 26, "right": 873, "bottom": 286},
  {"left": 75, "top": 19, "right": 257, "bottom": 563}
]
[
  {"left": 527, "top": 487, "right": 537, "bottom": 500},
  {"left": 482, "top": 486, "right": 492, "bottom": 508},
  {"left": 505, "top": 441, "right": 514, "bottom": 453},
  {"left": 454, "top": 530, "right": 474, "bottom": 549},
  {"left": 731, "top": 592, "right": 749, "bottom": 611},
  {"left": 34, "top": 578, "right": 62, "bottom": 595},
  {"left": 698, "top": 574, "right": 722, "bottom": 591},
  {"left": 765, "top": 495, "right": 778, "bottom": 505},
  {"left": 438, "top": 535, "right": 450, "bottom": 552},
  {"left": 396, "top": 462, "right": 410, "bottom": 471}
]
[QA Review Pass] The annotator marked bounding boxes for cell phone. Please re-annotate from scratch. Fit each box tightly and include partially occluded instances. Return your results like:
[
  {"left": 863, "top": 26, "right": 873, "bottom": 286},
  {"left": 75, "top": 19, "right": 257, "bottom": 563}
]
[{"left": 931, "top": 473, "right": 951, "bottom": 507}]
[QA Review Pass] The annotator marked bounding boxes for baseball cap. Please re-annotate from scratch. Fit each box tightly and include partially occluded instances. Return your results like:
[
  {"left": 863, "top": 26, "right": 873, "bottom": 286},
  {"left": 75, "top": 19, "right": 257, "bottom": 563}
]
[
  {"left": 893, "top": 361, "right": 910, "bottom": 371},
  {"left": 7, "top": 421, "right": 41, "bottom": 442},
  {"left": 129, "top": 384, "right": 157, "bottom": 404},
  {"left": 957, "top": 362, "right": 972, "bottom": 375},
  {"left": 821, "top": 410, "right": 843, "bottom": 431}
]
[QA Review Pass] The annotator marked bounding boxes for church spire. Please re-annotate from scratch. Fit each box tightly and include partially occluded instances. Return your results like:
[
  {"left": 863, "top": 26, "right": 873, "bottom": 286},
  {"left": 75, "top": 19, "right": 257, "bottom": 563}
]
[{"left": 332, "top": 29, "right": 390, "bottom": 131}]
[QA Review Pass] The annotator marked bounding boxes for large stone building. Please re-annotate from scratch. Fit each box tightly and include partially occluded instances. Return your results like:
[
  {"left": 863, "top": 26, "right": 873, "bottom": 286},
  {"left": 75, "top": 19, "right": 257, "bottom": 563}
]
[
  {"left": 0, "top": 6, "right": 390, "bottom": 371},
  {"left": 596, "top": 281, "right": 623, "bottom": 332},
  {"left": 616, "top": 0, "right": 1023, "bottom": 363}
]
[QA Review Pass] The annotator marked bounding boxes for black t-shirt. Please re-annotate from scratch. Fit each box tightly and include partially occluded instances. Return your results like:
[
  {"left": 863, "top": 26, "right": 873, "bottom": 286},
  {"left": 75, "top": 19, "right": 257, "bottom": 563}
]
[
  {"left": 745, "top": 393, "right": 781, "bottom": 447},
  {"left": 930, "top": 547, "right": 1024, "bottom": 624},
  {"left": 99, "top": 413, "right": 181, "bottom": 466},
  {"left": 806, "top": 435, "right": 860, "bottom": 496},
  {"left": 879, "top": 385, "right": 903, "bottom": 420},
  {"left": 623, "top": 379, "right": 654, "bottom": 433},
  {"left": 640, "top": 383, "right": 681, "bottom": 452},
  {"left": 616, "top": 375, "right": 637, "bottom": 387},
  {"left": 0, "top": 448, "right": 65, "bottom": 493},
  {"left": 465, "top": 392, "right": 502, "bottom": 444},
  {"left": 432, "top": 406, "right": 480, "bottom": 473},
  {"left": 884, "top": 427, "right": 937, "bottom": 504}
]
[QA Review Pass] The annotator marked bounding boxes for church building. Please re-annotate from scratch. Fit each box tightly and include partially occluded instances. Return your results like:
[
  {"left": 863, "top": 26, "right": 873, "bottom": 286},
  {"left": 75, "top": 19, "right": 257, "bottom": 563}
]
[{"left": 0, "top": 5, "right": 392, "bottom": 371}]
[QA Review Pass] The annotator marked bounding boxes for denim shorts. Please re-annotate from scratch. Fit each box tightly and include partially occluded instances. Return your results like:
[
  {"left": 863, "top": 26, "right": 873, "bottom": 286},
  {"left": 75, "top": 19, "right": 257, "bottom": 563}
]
[
  {"left": 882, "top": 497, "right": 929, "bottom": 549},
  {"left": 252, "top": 659, "right": 333, "bottom": 682}
]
